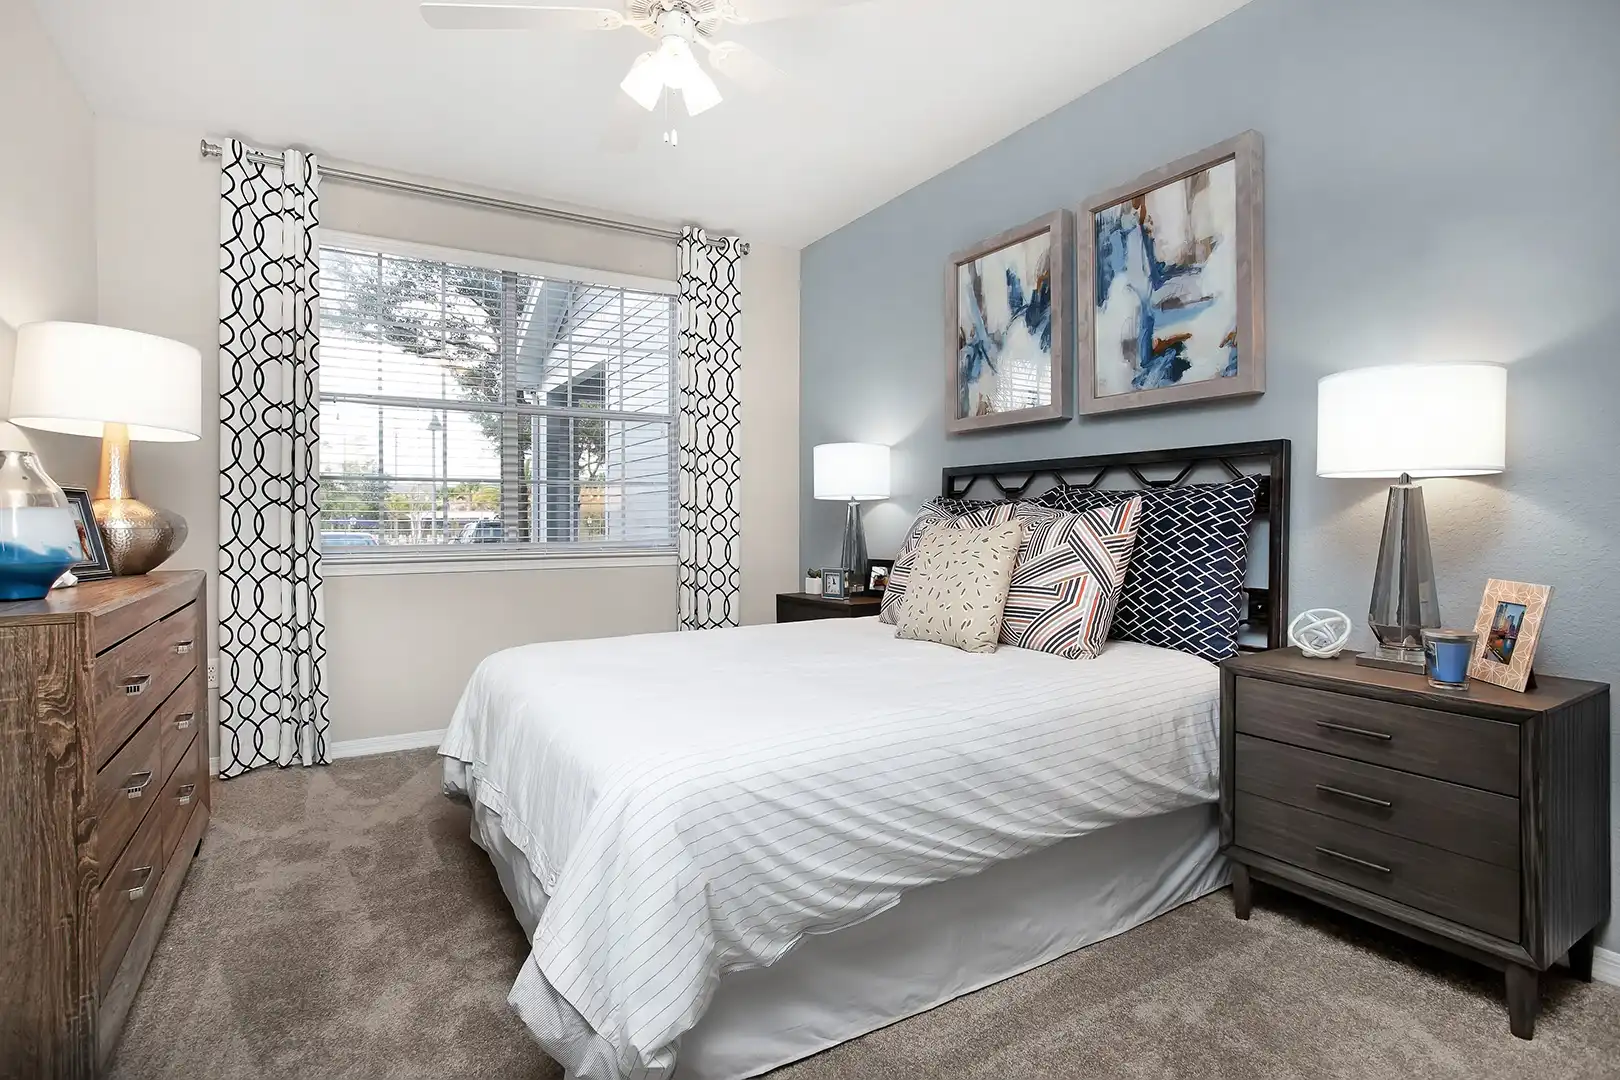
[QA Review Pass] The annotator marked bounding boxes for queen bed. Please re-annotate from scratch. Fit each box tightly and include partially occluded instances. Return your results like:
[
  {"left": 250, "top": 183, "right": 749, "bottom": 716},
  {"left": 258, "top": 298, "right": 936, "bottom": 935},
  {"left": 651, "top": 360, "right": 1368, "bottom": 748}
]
[{"left": 440, "top": 440, "right": 1291, "bottom": 1080}]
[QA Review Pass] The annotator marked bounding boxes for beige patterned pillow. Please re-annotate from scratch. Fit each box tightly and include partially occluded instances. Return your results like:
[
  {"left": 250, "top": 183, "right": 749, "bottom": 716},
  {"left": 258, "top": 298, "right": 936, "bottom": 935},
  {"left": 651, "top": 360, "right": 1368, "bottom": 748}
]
[{"left": 895, "top": 519, "right": 1023, "bottom": 653}]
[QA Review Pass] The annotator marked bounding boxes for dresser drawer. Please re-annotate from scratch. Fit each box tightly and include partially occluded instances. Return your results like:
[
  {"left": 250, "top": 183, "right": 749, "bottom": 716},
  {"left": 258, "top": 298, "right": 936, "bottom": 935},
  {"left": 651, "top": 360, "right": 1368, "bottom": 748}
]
[
  {"left": 92, "top": 709, "right": 165, "bottom": 873},
  {"left": 1235, "top": 735, "right": 1519, "bottom": 868},
  {"left": 158, "top": 670, "right": 203, "bottom": 782},
  {"left": 92, "top": 600, "right": 200, "bottom": 768},
  {"left": 96, "top": 783, "right": 169, "bottom": 996},
  {"left": 1235, "top": 792, "right": 1520, "bottom": 940},
  {"left": 1234, "top": 678, "right": 1519, "bottom": 795},
  {"left": 160, "top": 723, "right": 204, "bottom": 863}
]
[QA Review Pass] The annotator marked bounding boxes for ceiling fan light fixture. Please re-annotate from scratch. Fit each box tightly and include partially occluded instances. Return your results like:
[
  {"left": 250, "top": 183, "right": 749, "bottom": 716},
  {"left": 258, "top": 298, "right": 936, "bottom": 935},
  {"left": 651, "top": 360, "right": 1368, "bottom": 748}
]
[
  {"left": 681, "top": 66, "right": 723, "bottom": 115},
  {"left": 620, "top": 50, "right": 667, "bottom": 110}
]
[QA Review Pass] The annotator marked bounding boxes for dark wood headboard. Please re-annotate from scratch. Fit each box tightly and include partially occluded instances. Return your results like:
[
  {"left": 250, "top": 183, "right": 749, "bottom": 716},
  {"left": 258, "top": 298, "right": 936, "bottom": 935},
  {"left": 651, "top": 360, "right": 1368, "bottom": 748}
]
[{"left": 940, "top": 439, "right": 1292, "bottom": 650}]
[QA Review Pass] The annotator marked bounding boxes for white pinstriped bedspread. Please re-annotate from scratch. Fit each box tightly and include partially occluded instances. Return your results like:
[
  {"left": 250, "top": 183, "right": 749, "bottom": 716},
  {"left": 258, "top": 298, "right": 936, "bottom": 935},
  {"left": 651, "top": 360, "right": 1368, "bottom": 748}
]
[{"left": 439, "top": 618, "right": 1220, "bottom": 1080}]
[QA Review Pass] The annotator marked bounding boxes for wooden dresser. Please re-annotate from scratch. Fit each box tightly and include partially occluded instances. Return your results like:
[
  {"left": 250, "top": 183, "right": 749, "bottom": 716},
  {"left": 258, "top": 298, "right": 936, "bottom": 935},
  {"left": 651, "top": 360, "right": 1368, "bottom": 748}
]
[
  {"left": 0, "top": 571, "right": 211, "bottom": 1076},
  {"left": 1220, "top": 648, "right": 1609, "bottom": 1039}
]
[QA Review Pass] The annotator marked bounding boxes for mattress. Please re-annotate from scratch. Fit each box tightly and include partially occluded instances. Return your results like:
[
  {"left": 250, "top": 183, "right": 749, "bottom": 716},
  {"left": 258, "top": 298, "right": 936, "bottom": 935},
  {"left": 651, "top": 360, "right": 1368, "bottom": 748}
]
[{"left": 440, "top": 618, "right": 1222, "bottom": 1080}]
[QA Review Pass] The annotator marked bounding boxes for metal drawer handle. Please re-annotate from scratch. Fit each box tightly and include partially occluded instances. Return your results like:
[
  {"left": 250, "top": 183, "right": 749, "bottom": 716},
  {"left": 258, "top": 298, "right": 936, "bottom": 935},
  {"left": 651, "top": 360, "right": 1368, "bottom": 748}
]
[
  {"left": 177, "top": 784, "right": 196, "bottom": 807},
  {"left": 174, "top": 640, "right": 195, "bottom": 655},
  {"left": 124, "top": 771, "right": 154, "bottom": 799},
  {"left": 122, "top": 675, "right": 152, "bottom": 696},
  {"left": 1315, "top": 720, "right": 1392, "bottom": 742},
  {"left": 1315, "top": 784, "right": 1393, "bottom": 809},
  {"left": 127, "top": 865, "right": 154, "bottom": 901},
  {"left": 1315, "top": 846, "right": 1392, "bottom": 875},
  {"left": 174, "top": 713, "right": 194, "bottom": 731}
]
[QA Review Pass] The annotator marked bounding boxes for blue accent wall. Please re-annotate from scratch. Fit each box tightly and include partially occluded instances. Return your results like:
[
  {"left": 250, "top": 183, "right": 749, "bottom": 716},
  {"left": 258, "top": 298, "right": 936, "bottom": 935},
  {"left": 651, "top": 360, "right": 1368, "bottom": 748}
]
[{"left": 800, "top": 0, "right": 1620, "bottom": 945}]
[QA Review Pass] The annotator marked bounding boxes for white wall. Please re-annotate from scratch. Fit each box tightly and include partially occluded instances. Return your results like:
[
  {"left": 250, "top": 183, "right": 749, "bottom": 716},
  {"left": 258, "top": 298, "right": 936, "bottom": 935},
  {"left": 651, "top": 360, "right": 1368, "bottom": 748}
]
[
  {"left": 90, "top": 115, "right": 800, "bottom": 749},
  {"left": 0, "top": 0, "right": 99, "bottom": 481}
]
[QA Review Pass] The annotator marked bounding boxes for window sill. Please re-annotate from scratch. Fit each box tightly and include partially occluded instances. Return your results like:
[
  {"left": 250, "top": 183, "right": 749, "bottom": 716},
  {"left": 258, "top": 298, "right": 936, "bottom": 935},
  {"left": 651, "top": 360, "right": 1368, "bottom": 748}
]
[{"left": 321, "top": 550, "right": 677, "bottom": 577}]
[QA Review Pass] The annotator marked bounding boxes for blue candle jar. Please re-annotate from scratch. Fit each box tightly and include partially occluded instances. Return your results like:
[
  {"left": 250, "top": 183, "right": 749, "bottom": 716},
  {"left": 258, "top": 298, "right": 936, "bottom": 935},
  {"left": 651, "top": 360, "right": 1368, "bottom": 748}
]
[{"left": 1422, "top": 628, "right": 1476, "bottom": 691}]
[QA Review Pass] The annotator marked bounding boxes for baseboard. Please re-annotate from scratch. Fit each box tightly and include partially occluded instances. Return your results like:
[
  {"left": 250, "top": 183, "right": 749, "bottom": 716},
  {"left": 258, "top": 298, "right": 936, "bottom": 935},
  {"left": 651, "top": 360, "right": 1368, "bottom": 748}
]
[
  {"left": 209, "top": 728, "right": 445, "bottom": 776},
  {"left": 329, "top": 728, "right": 447, "bottom": 760},
  {"left": 1594, "top": 946, "right": 1620, "bottom": 987}
]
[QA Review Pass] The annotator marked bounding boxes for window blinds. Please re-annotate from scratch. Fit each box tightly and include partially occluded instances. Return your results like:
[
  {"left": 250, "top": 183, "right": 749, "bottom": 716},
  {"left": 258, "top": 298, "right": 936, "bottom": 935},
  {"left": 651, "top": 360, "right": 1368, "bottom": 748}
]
[{"left": 317, "top": 242, "right": 677, "bottom": 555}]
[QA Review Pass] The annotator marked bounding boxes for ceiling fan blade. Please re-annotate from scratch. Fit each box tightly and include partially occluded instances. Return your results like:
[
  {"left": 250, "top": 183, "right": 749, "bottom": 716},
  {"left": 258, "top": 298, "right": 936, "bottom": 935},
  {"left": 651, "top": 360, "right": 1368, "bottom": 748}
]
[
  {"left": 704, "top": 41, "right": 783, "bottom": 92},
  {"left": 716, "top": 0, "right": 870, "bottom": 24},
  {"left": 419, "top": 3, "right": 626, "bottom": 31}
]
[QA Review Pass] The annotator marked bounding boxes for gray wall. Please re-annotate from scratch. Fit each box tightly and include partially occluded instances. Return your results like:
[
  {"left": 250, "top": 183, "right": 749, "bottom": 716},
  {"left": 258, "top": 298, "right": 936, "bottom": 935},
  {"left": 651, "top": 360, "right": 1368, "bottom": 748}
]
[{"left": 800, "top": 0, "right": 1620, "bottom": 948}]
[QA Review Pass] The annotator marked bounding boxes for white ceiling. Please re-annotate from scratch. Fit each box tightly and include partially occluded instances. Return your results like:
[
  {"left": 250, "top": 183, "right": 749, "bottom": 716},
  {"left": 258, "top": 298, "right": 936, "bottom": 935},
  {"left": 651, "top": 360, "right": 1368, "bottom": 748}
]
[{"left": 32, "top": 0, "right": 1249, "bottom": 247}]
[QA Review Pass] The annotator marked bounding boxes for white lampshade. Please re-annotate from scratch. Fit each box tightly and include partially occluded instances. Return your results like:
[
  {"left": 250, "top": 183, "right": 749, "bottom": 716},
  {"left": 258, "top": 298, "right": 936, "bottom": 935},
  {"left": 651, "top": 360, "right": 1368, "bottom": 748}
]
[
  {"left": 10, "top": 322, "right": 202, "bottom": 443},
  {"left": 814, "top": 443, "right": 891, "bottom": 501},
  {"left": 1317, "top": 364, "right": 1506, "bottom": 479}
]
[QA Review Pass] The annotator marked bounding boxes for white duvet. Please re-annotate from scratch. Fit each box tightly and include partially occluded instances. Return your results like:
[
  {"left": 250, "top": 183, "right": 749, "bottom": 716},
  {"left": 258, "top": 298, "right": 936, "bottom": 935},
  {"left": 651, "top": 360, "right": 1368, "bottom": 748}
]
[{"left": 440, "top": 618, "right": 1221, "bottom": 1080}]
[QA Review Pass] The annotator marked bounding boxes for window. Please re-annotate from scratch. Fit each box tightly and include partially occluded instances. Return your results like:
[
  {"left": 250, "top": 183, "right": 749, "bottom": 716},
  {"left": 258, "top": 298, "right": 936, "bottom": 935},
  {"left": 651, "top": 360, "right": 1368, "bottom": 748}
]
[{"left": 316, "top": 235, "right": 677, "bottom": 562}]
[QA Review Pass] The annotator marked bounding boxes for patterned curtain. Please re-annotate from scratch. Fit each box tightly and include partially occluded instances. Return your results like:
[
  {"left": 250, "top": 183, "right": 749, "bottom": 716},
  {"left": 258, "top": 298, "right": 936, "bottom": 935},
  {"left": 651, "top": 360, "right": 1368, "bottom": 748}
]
[
  {"left": 677, "top": 226, "right": 744, "bottom": 630},
  {"left": 217, "top": 140, "right": 330, "bottom": 777}
]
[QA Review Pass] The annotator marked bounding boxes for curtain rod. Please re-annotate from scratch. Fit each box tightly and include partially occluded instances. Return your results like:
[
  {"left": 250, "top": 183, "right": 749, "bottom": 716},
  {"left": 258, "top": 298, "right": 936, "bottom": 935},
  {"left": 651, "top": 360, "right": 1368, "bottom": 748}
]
[{"left": 198, "top": 139, "right": 746, "bottom": 253}]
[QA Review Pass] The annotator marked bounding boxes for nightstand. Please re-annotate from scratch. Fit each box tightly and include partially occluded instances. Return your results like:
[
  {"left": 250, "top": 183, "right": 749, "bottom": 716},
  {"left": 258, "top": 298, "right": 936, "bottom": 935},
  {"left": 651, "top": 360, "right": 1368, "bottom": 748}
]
[
  {"left": 776, "top": 592, "right": 882, "bottom": 622},
  {"left": 1220, "top": 648, "right": 1609, "bottom": 1040}
]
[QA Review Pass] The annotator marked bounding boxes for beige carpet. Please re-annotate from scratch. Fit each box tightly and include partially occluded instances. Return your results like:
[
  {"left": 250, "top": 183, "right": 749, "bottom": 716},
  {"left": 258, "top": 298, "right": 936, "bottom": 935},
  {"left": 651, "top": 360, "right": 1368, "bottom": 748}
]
[{"left": 109, "top": 749, "right": 1620, "bottom": 1079}]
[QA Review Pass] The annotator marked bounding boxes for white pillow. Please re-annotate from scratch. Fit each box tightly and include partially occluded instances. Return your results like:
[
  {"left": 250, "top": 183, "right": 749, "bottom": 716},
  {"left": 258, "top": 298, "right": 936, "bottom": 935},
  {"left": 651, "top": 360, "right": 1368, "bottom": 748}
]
[{"left": 895, "top": 519, "right": 1023, "bottom": 653}]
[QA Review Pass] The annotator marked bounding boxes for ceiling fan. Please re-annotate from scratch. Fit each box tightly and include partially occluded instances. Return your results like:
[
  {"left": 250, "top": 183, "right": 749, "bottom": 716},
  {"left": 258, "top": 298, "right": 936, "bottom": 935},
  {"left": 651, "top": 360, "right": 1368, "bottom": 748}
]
[{"left": 420, "top": 1, "right": 866, "bottom": 117}]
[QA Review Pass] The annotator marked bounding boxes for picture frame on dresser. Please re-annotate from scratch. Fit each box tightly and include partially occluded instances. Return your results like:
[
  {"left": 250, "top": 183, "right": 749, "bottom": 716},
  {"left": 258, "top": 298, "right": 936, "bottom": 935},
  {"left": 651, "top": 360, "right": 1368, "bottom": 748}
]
[{"left": 1218, "top": 648, "right": 1609, "bottom": 1040}]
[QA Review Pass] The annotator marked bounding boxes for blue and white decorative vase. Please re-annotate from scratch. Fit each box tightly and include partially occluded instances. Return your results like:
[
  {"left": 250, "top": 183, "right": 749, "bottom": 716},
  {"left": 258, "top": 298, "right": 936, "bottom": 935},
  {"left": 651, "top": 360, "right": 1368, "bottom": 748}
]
[{"left": 0, "top": 422, "right": 83, "bottom": 601}]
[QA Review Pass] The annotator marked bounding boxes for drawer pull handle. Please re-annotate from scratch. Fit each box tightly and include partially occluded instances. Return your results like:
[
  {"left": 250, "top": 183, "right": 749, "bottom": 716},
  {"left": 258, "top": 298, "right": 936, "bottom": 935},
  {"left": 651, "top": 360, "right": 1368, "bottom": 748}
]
[
  {"left": 177, "top": 783, "right": 196, "bottom": 807},
  {"left": 1315, "top": 846, "right": 1392, "bottom": 875},
  {"left": 1315, "top": 784, "right": 1393, "bottom": 809},
  {"left": 127, "top": 865, "right": 154, "bottom": 901},
  {"left": 121, "top": 675, "right": 151, "bottom": 696},
  {"left": 1315, "top": 720, "right": 1392, "bottom": 742},
  {"left": 174, "top": 640, "right": 195, "bottom": 655},
  {"left": 124, "top": 771, "right": 154, "bottom": 799},
  {"left": 174, "top": 713, "right": 194, "bottom": 731}
]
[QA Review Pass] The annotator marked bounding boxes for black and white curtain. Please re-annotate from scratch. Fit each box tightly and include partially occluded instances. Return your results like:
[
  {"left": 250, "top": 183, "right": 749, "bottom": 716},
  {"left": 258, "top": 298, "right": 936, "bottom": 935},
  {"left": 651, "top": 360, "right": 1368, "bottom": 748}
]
[
  {"left": 677, "top": 226, "right": 744, "bottom": 630},
  {"left": 217, "top": 140, "right": 330, "bottom": 777}
]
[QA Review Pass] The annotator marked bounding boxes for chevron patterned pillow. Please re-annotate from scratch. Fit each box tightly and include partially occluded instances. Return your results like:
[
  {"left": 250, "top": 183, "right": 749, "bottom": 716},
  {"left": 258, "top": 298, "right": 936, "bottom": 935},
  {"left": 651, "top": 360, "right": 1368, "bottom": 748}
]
[
  {"left": 880, "top": 500, "right": 1017, "bottom": 626},
  {"left": 1033, "top": 476, "right": 1260, "bottom": 661},
  {"left": 1000, "top": 500, "right": 1143, "bottom": 660}
]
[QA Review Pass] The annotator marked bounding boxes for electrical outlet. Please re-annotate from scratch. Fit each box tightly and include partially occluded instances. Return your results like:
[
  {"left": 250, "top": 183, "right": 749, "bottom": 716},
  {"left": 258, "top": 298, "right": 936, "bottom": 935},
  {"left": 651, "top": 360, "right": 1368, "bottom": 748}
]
[{"left": 207, "top": 657, "right": 219, "bottom": 689}]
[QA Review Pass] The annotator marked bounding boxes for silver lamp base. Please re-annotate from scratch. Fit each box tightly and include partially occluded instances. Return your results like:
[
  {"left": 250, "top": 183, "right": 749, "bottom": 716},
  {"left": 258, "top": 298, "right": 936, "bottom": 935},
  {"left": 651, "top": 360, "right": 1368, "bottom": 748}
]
[
  {"left": 840, "top": 499, "right": 869, "bottom": 592},
  {"left": 1357, "top": 473, "right": 1439, "bottom": 674},
  {"left": 94, "top": 421, "right": 188, "bottom": 576}
]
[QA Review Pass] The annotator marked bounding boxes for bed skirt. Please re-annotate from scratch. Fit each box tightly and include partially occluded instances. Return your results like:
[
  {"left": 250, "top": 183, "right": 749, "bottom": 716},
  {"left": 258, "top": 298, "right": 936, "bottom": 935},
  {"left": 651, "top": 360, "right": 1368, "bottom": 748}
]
[{"left": 445, "top": 758, "right": 1227, "bottom": 1080}]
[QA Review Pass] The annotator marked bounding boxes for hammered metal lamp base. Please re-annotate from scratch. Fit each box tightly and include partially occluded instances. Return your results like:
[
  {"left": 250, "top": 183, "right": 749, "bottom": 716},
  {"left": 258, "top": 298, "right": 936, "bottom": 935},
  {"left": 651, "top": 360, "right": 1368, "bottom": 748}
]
[
  {"left": 93, "top": 497, "right": 187, "bottom": 576},
  {"left": 93, "top": 422, "right": 188, "bottom": 576}
]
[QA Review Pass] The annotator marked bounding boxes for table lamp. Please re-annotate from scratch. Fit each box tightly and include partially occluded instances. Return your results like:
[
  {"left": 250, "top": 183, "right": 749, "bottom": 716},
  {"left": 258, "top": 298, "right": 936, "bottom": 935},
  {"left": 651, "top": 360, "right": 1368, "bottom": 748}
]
[
  {"left": 813, "top": 442, "right": 890, "bottom": 589},
  {"left": 10, "top": 322, "right": 202, "bottom": 575},
  {"left": 1317, "top": 363, "right": 1507, "bottom": 671}
]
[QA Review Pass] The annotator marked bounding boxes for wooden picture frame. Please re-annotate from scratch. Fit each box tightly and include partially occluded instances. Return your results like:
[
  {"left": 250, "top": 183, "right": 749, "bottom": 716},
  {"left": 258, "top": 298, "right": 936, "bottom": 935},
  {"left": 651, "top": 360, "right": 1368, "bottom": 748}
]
[
  {"left": 1468, "top": 578, "right": 1551, "bottom": 692},
  {"left": 945, "top": 209, "right": 1073, "bottom": 434},
  {"left": 61, "top": 486, "right": 112, "bottom": 581},
  {"left": 1076, "top": 130, "right": 1265, "bottom": 415}
]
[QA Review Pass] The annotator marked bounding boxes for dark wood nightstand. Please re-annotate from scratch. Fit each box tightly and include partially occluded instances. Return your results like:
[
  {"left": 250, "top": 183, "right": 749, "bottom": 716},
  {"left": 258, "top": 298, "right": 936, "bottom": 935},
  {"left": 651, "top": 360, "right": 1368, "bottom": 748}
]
[
  {"left": 1219, "top": 648, "right": 1609, "bottom": 1039},
  {"left": 776, "top": 592, "right": 882, "bottom": 622}
]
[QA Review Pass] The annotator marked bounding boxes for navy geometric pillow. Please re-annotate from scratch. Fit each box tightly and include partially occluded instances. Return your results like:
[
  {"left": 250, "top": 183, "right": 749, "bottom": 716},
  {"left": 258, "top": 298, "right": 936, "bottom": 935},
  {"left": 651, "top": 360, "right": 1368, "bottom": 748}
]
[{"left": 1033, "top": 476, "right": 1260, "bottom": 661}]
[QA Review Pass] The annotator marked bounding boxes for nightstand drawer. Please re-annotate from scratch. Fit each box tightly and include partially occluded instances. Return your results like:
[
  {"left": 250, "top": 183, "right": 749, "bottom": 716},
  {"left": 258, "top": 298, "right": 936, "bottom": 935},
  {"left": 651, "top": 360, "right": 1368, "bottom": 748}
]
[
  {"left": 1235, "top": 792, "right": 1520, "bottom": 940},
  {"left": 1234, "top": 677, "right": 1519, "bottom": 795},
  {"left": 1235, "top": 735, "right": 1519, "bottom": 868}
]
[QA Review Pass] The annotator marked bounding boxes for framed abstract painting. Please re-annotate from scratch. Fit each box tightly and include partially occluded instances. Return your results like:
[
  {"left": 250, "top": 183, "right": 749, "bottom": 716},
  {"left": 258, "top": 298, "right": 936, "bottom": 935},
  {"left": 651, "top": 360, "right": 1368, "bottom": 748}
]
[
  {"left": 945, "top": 209, "right": 1073, "bottom": 433},
  {"left": 1077, "top": 131, "right": 1265, "bottom": 415}
]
